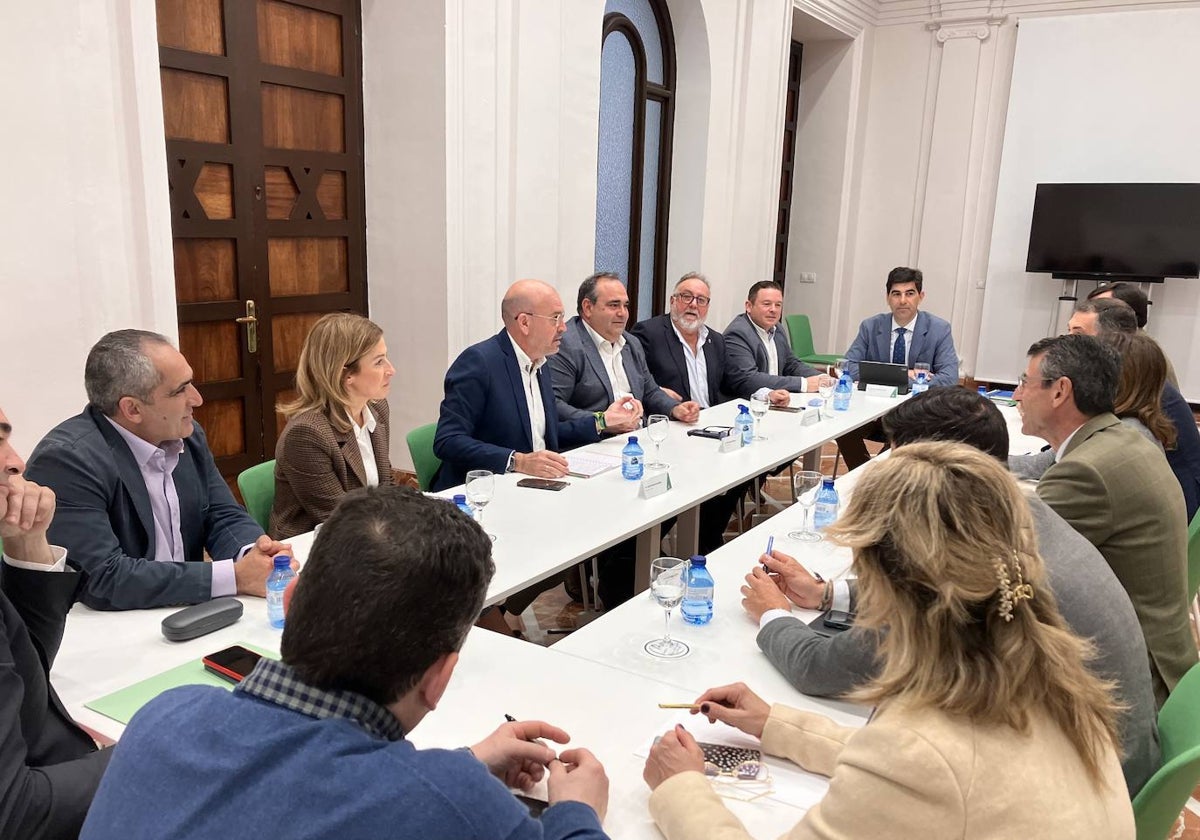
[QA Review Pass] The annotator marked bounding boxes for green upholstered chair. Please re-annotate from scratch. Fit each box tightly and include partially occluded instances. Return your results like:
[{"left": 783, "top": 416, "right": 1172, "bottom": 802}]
[
  {"left": 1187, "top": 509, "right": 1200, "bottom": 633},
  {"left": 406, "top": 423, "right": 442, "bottom": 492},
  {"left": 236, "top": 460, "right": 276, "bottom": 531},
  {"left": 1132, "top": 661, "right": 1200, "bottom": 840},
  {"left": 784, "top": 314, "right": 840, "bottom": 368}
]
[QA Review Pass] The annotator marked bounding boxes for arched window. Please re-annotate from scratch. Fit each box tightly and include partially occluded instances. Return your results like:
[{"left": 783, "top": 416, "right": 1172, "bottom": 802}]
[{"left": 594, "top": 0, "right": 675, "bottom": 321}]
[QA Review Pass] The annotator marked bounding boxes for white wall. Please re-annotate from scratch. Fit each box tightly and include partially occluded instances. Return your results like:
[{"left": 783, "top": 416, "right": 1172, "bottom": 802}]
[
  {"left": 0, "top": 0, "right": 175, "bottom": 447},
  {"left": 976, "top": 8, "right": 1200, "bottom": 398}
]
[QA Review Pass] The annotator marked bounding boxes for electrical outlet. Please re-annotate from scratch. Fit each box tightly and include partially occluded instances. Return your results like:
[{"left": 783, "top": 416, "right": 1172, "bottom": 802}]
[{"left": 797, "top": 272, "right": 816, "bottom": 284}]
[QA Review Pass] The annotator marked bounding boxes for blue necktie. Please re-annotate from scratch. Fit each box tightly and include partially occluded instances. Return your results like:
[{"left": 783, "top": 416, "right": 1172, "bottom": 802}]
[{"left": 892, "top": 327, "right": 907, "bottom": 365}]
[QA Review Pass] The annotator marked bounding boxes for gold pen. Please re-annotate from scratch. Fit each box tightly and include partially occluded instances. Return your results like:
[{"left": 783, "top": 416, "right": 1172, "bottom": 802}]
[{"left": 657, "top": 703, "right": 699, "bottom": 710}]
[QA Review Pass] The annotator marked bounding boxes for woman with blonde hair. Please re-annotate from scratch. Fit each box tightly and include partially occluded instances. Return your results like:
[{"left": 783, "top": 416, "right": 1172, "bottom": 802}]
[
  {"left": 271, "top": 313, "right": 395, "bottom": 538},
  {"left": 644, "top": 442, "right": 1133, "bottom": 839}
]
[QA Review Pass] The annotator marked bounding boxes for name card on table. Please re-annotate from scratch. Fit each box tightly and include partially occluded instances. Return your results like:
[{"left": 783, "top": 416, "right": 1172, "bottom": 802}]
[
  {"left": 800, "top": 408, "right": 821, "bottom": 426},
  {"left": 864, "top": 384, "right": 899, "bottom": 398},
  {"left": 639, "top": 468, "right": 672, "bottom": 499},
  {"left": 719, "top": 435, "right": 742, "bottom": 454}
]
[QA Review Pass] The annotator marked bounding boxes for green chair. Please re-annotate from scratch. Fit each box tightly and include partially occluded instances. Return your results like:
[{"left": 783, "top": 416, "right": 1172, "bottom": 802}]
[
  {"left": 236, "top": 460, "right": 276, "bottom": 531},
  {"left": 1187, "top": 509, "right": 1200, "bottom": 635},
  {"left": 784, "top": 314, "right": 840, "bottom": 368},
  {"left": 406, "top": 422, "right": 442, "bottom": 492},
  {"left": 1132, "top": 661, "right": 1200, "bottom": 840}
]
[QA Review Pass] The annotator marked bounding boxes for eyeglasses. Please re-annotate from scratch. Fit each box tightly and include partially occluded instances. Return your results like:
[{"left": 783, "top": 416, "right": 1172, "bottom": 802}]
[
  {"left": 1016, "top": 372, "right": 1056, "bottom": 389},
  {"left": 673, "top": 291, "right": 711, "bottom": 307},
  {"left": 521, "top": 312, "right": 565, "bottom": 327}
]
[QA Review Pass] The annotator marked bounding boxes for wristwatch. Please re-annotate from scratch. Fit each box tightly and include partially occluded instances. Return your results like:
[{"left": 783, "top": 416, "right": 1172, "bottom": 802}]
[
  {"left": 593, "top": 411, "right": 607, "bottom": 436},
  {"left": 505, "top": 451, "right": 517, "bottom": 473}
]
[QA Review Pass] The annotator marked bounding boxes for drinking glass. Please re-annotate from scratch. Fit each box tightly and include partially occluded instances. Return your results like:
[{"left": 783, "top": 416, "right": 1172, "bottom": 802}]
[
  {"left": 912, "top": 362, "right": 931, "bottom": 391},
  {"left": 464, "top": 469, "right": 496, "bottom": 541},
  {"left": 816, "top": 375, "right": 835, "bottom": 414},
  {"left": 749, "top": 394, "right": 770, "bottom": 441},
  {"left": 833, "top": 358, "right": 848, "bottom": 380},
  {"left": 645, "top": 557, "right": 690, "bottom": 659},
  {"left": 787, "top": 470, "right": 823, "bottom": 542},
  {"left": 646, "top": 414, "right": 670, "bottom": 468}
]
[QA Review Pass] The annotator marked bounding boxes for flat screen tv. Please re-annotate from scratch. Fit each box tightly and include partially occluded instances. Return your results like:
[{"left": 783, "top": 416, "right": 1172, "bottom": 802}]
[{"left": 1025, "top": 183, "right": 1200, "bottom": 281}]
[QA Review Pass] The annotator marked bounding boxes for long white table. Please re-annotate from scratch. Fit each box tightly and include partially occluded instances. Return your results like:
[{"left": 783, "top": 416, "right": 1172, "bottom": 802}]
[{"left": 52, "top": 598, "right": 828, "bottom": 839}]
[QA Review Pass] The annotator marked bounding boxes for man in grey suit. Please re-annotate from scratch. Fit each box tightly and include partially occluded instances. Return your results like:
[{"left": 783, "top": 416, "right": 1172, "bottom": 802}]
[
  {"left": 742, "top": 388, "right": 1160, "bottom": 796},
  {"left": 1017, "top": 333, "right": 1195, "bottom": 705},
  {"left": 548, "top": 274, "right": 700, "bottom": 608},
  {"left": 723, "top": 281, "right": 824, "bottom": 398}
]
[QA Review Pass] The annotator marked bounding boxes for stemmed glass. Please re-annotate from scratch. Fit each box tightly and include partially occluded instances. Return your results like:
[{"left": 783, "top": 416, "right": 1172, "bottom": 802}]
[
  {"left": 817, "top": 375, "right": 835, "bottom": 415},
  {"left": 749, "top": 394, "right": 770, "bottom": 441},
  {"left": 646, "top": 414, "right": 670, "bottom": 468},
  {"left": 464, "top": 469, "right": 496, "bottom": 542},
  {"left": 787, "top": 470, "right": 823, "bottom": 542},
  {"left": 833, "top": 358, "right": 848, "bottom": 380},
  {"left": 645, "top": 557, "right": 690, "bottom": 659}
]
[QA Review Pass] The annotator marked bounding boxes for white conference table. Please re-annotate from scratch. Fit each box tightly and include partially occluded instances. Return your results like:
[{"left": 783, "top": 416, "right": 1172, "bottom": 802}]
[
  {"left": 53, "top": 598, "right": 826, "bottom": 839},
  {"left": 428, "top": 391, "right": 903, "bottom": 606}
]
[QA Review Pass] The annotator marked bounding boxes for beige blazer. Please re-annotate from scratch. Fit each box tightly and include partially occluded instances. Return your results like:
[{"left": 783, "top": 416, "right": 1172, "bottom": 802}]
[
  {"left": 650, "top": 703, "right": 1133, "bottom": 840},
  {"left": 270, "top": 400, "right": 393, "bottom": 539},
  {"left": 1037, "top": 412, "right": 1196, "bottom": 702}
]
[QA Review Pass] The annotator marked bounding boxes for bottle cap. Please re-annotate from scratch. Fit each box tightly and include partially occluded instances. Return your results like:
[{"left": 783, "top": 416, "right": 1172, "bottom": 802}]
[
  {"left": 738, "top": 404, "right": 748, "bottom": 412},
  {"left": 822, "top": 477, "right": 835, "bottom": 488},
  {"left": 628, "top": 436, "right": 638, "bottom": 444},
  {"left": 272, "top": 555, "right": 293, "bottom": 569},
  {"left": 453, "top": 493, "right": 467, "bottom": 504},
  {"left": 689, "top": 554, "right": 707, "bottom": 567}
]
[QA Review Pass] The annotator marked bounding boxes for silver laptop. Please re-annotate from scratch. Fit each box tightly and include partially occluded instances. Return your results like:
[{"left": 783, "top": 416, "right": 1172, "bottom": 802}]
[{"left": 857, "top": 360, "right": 911, "bottom": 394}]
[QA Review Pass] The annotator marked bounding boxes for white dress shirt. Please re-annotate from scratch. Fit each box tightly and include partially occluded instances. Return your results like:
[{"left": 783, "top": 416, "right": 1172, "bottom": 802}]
[
  {"left": 670, "top": 322, "right": 712, "bottom": 408},
  {"left": 348, "top": 404, "right": 380, "bottom": 487},
  {"left": 507, "top": 333, "right": 548, "bottom": 452},
  {"left": 582, "top": 320, "right": 632, "bottom": 399},
  {"left": 3, "top": 544, "right": 69, "bottom": 572}
]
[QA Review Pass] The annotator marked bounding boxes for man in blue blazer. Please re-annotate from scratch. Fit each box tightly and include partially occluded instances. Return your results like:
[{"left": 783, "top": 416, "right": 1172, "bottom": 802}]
[
  {"left": 838, "top": 267, "right": 960, "bottom": 468},
  {"left": 843, "top": 267, "right": 959, "bottom": 387},
  {"left": 432, "top": 279, "right": 637, "bottom": 492},
  {"left": 24, "top": 331, "right": 289, "bottom": 611},
  {"left": 723, "top": 281, "right": 824, "bottom": 397},
  {"left": 1, "top": 406, "right": 113, "bottom": 839}
]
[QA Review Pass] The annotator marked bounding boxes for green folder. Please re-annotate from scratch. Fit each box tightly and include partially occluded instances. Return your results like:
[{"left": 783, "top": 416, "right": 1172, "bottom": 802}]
[{"left": 84, "top": 642, "right": 278, "bottom": 726}]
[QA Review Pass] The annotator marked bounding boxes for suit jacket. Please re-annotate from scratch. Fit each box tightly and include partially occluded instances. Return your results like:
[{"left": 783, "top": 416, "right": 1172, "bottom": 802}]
[
  {"left": 722, "top": 313, "right": 822, "bottom": 396},
  {"left": 1161, "top": 381, "right": 1200, "bottom": 521},
  {"left": 548, "top": 316, "right": 680, "bottom": 419},
  {"left": 843, "top": 310, "right": 959, "bottom": 387},
  {"left": 432, "top": 330, "right": 596, "bottom": 491},
  {"left": 1037, "top": 412, "right": 1196, "bottom": 703},
  {"left": 24, "top": 406, "right": 264, "bottom": 610},
  {"left": 0, "top": 562, "right": 113, "bottom": 840},
  {"left": 756, "top": 495, "right": 1160, "bottom": 796},
  {"left": 630, "top": 315, "right": 729, "bottom": 405},
  {"left": 270, "top": 400, "right": 394, "bottom": 539},
  {"left": 650, "top": 701, "right": 1133, "bottom": 840}
]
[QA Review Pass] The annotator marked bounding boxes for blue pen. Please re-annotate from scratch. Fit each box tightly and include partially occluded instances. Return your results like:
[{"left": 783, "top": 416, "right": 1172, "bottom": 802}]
[{"left": 764, "top": 536, "right": 774, "bottom": 570}]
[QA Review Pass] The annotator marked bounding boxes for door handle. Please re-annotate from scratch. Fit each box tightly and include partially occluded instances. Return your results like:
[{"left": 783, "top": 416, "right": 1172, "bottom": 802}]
[{"left": 235, "top": 300, "right": 258, "bottom": 353}]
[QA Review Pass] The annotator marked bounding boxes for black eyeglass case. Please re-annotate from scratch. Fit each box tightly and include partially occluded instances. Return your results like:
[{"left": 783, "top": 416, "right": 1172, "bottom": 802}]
[{"left": 161, "top": 597, "right": 244, "bottom": 642}]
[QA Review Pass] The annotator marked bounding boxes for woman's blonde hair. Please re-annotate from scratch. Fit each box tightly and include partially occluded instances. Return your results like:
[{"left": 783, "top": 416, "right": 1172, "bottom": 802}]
[
  {"left": 1105, "top": 331, "right": 1177, "bottom": 449},
  {"left": 825, "top": 442, "right": 1122, "bottom": 787},
  {"left": 278, "top": 313, "right": 383, "bottom": 433}
]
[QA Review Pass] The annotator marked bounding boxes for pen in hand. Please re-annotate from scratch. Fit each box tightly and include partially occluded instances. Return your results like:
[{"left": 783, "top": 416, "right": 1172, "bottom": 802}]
[{"left": 763, "top": 536, "right": 774, "bottom": 571}]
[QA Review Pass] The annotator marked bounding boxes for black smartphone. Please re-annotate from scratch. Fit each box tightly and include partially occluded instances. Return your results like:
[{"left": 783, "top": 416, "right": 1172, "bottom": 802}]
[
  {"left": 202, "top": 645, "right": 263, "bottom": 684},
  {"left": 823, "top": 609, "right": 856, "bottom": 631},
  {"left": 686, "top": 426, "right": 733, "bottom": 440},
  {"left": 514, "top": 793, "right": 548, "bottom": 817},
  {"left": 768, "top": 404, "right": 802, "bottom": 413},
  {"left": 516, "top": 478, "right": 569, "bottom": 491}
]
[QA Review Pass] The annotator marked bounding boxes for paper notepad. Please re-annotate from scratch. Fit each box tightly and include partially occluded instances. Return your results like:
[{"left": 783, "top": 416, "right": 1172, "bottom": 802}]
[
  {"left": 566, "top": 452, "right": 622, "bottom": 478},
  {"left": 84, "top": 642, "right": 279, "bottom": 726}
]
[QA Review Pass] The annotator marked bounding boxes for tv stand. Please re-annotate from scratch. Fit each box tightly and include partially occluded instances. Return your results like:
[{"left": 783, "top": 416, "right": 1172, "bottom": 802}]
[{"left": 1045, "top": 274, "right": 1166, "bottom": 336}]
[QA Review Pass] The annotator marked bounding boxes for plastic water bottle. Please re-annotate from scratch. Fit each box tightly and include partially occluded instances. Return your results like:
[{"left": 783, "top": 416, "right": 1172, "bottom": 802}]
[
  {"left": 833, "top": 374, "right": 852, "bottom": 411},
  {"left": 978, "top": 385, "right": 988, "bottom": 398},
  {"left": 452, "top": 493, "right": 473, "bottom": 517},
  {"left": 621, "top": 435, "right": 645, "bottom": 481},
  {"left": 736, "top": 405, "right": 753, "bottom": 446},
  {"left": 813, "top": 478, "right": 840, "bottom": 530},
  {"left": 681, "top": 555, "right": 714, "bottom": 625},
  {"left": 266, "top": 555, "right": 296, "bottom": 630}
]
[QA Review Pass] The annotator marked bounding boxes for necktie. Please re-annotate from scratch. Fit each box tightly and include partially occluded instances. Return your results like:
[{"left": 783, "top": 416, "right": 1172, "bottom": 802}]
[{"left": 892, "top": 327, "right": 907, "bottom": 366}]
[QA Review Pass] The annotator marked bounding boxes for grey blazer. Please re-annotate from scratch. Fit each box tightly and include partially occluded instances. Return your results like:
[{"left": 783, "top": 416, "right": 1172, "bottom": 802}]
[
  {"left": 548, "top": 316, "right": 679, "bottom": 420},
  {"left": 722, "top": 313, "right": 822, "bottom": 395},
  {"left": 756, "top": 495, "right": 1160, "bottom": 797}
]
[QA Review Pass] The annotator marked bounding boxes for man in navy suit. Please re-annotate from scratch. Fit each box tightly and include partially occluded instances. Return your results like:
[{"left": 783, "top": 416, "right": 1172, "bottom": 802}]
[
  {"left": 723, "top": 281, "right": 825, "bottom": 397},
  {"left": 631, "top": 273, "right": 786, "bottom": 552},
  {"left": 839, "top": 267, "right": 960, "bottom": 468},
  {"left": 25, "top": 331, "right": 289, "bottom": 610},
  {"left": 432, "top": 279, "right": 637, "bottom": 491}
]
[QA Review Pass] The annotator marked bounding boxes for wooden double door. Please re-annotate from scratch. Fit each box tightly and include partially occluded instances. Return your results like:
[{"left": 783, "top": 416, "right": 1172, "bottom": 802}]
[{"left": 156, "top": 0, "right": 367, "bottom": 480}]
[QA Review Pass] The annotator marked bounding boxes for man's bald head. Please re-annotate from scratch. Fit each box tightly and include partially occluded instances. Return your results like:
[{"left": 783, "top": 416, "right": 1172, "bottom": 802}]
[
  {"left": 501, "top": 279, "right": 567, "bottom": 362},
  {"left": 501, "top": 279, "right": 558, "bottom": 323}
]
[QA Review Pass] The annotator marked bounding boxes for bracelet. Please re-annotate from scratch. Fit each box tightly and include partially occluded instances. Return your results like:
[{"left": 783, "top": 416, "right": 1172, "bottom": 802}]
[
  {"left": 594, "top": 411, "right": 607, "bottom": 435},
  {"left": 818, "top": 581, "right": 833, "bottom": 612}
]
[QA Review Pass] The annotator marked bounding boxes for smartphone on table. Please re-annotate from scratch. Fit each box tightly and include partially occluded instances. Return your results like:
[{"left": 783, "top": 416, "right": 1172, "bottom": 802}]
[
  {"left": 516, "top": 478, "right": 569, "bottom": 491},
  {"left": 202, "top": 645, "right": 263, "bottom": 684}
]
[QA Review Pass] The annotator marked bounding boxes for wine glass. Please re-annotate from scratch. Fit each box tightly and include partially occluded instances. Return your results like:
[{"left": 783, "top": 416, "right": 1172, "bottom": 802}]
[
  {"left": 816, "top": 375, "right": 835, "bottom": 414},
  {"left": 833, "top": 358, "right": 848, "bottom": 380},
  {"left": 645, "top": 557, "right": 689, "bottom": 659},
  {"left": 646, "top": 414, "right": 670, "bottom": 468},
  {"left": 749, "top": 394, "right": 770, "bottom": 441},
  {"left": 464, "top": 469, "right": 496, "bottom": 542},
  {"left": 787, "top": 470, "right": 823, "bottom": 542}
]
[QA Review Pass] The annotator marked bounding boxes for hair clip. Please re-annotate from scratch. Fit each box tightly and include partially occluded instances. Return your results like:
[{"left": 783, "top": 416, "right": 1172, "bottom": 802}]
[{"left": 995, "top": 551, "right": 1035, "bottom": 622}]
